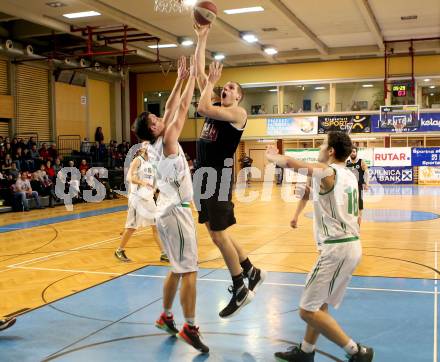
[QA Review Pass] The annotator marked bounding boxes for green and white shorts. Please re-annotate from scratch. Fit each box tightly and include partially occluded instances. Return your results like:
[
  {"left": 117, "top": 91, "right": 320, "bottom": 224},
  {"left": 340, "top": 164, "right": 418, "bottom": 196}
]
[
  {"left": 300, "top": 240, "right": 362, "bottom": 312},
  {"left": 156, "top": 202, "right": 198, "bottom": 274}
]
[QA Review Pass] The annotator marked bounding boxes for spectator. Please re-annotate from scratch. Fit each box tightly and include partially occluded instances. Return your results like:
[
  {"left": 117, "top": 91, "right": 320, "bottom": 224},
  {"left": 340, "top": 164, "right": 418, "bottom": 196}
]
[
  {"left": 258, "top": 105, "right": 266, "bottom": 114},
  {"left": 53, "top": 158, "right": 63, "bottom": 175},
  {"left": 79, "top": 159, "right": 89, "bottom": 173},
  {"left": 9, "top": 162, "right": 19, "bottom": 180},
  {"left": 94, "top": 127, "right": 104, "bottom": 143},
  {"left": 22, "top": 148, "right": 34, "bottom": 171},
  {"left": 45, "top": 160, "right": 56, "bottom": 180},
  {"left": 14, "top": 172, "right": 43, "bottom": 211},
  {"left": 48, "top": 143, "right": 58, "bottom": 161},
  {"left": 17, "top": 138, "right": 26, "bottom": 151},
  {"left": 30, "top": 144, "right": 39, "bottom": 159},
  {"left": 27, "top": 136, "right": 37, "bottom": 150},
  {"left": 239, "top": 153, "right": 253, "bottom": 185},
  {"left": 68, "top": 160, "right": 75, "bottom": 168},
  {"left": 0, "top": 173, "right": 14, "bottom": 206},
  {"left": 11, "top": 138, "right": 19, "bottom": 154},
  {"left": 81, "top": 137, "right": 91, "bottom": 155},
  {"left": 1, "top": 154, "right": 13, "bottom": 174},
  {"left": 0, "top": 136, "right": 3, "bottom": 147},
  {"left": 4, "top": 142, "right": 12, "bottom": 156},
  {"left": 0, "top": 145, "right": 6, "bottom": 160},
  {"left": 31, "top": 168, "right": 57, "bottom": 208},
  {"left": 97, "top": 140, "right": 107, "bottom": 162},
  {"left": 79, "top": 169, "right": 91, "bottom": 201},
  {"left": 39, "top": 143, "right": 50, "bottom": 161},
  {"left": 13, "top": 147, "right": 23, "bottom": 170}
]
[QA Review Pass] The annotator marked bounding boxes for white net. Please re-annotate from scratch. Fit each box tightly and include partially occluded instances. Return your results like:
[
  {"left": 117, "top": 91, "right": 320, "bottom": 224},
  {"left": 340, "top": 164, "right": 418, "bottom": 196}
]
[{"left": 154, "top": 0, "right": 187, "bottom": 13}]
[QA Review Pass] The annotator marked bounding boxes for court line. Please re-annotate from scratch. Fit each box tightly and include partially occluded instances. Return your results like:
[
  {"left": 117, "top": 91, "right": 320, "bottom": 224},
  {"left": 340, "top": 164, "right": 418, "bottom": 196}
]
[
  {"left": 4, "top": 230, "right": 149, "bottom": 269},
  {"left": 9, "top": 265, "right": 439, "bottom": 295},
  {"left": 434, "top": 241, "right": 438, "bottom": 362}
]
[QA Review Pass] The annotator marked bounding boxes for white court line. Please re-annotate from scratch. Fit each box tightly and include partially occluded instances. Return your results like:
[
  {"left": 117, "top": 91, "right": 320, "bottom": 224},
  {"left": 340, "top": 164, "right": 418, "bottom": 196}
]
[
  {"left": 9, "top": 265, "right": 440, "bottom": 296},
  {"left": 434, "top": 241, "right": 438, "bottom": 362},
  {"left": 4, "top": 230, "right": 149, "bottom": 269}
]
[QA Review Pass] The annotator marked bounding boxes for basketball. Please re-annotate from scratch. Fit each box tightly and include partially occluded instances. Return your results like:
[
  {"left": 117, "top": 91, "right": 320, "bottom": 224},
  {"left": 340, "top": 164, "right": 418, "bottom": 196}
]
[{"left": 193, "top": 1, "right": 217, "bottom": 26}]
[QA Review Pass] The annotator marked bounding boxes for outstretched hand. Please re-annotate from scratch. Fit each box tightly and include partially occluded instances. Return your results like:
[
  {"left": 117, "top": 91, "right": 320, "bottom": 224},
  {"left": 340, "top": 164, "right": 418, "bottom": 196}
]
[
  {"left": 208, "top": 61, "right": 222, "bottom": 84},
  {"left": 193, "top": 23, "right": 211, "bottom": 38},
  {"left": 265, "top": 145, "right": 279, "bottom": 162},
  {"left": 177, "top": 56, "right": 189, "bottom": 80}
]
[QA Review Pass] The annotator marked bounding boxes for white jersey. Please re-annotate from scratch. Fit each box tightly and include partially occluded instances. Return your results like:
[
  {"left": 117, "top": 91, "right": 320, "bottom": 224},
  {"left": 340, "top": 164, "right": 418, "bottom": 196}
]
[
  {"left": 312, "top": 163, "right": 360, "bottom": 250},
  {"left": 148, "top": 137, "right": 193, "bottom": 206},
  {"left": 129, "top": 155, "right": 155, "bottom": 200}
]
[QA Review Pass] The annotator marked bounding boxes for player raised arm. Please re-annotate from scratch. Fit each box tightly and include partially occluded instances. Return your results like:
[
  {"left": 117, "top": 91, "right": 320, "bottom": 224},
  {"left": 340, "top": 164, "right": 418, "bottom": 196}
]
[
  {"left": 194, "top": 23, "right": 210, "bottom": 91},
  {"left": 265, "top": 145, "right": 335, "bottom": 192},
  {"left": 163, "top": 56, "right": 196, "bottom": 157},
  {"left": 197, "top": 62, "right": 247, "bottom": 125},
  {"left": 163, "top": 56, "right": 189, "bottom": 127}
]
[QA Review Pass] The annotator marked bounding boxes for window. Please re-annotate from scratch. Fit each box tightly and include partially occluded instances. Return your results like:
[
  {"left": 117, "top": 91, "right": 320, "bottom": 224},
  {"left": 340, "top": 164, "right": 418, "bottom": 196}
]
[
  {"left": 143, "top": 91, "right": 169, "bottom": 116},
  {"left": 335, "top": 82, "right": 383, "bottom": 111},
  {"left": 420, "top": 79, "right": 440, "bottom": 109},
  {"left": 283, "top": 84, "right": 329, "bottom": 113},
  {"left": 241, "top": 86, "right": 278, "bottom": 115}
]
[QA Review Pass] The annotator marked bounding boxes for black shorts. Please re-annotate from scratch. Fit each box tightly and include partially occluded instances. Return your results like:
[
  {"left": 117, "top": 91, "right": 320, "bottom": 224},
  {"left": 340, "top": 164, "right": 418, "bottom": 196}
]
[
  {"left": 197, "top": 168, "right": 236, "bottom": 231},
  {"left": 358, "top": 184, "right": 364, "bottom": 210}
]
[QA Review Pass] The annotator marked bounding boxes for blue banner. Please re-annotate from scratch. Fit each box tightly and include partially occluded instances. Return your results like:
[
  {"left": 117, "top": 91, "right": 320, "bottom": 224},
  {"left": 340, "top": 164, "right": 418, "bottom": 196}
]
[
  {"left": 369, "top": 166, "right": 414, "bottom": 184},
  {"left": 372, "top": 112, "right": 440, "bottom": 133},
  {"left": 412, "top": 147, "right": 440, "bottom": 166}
]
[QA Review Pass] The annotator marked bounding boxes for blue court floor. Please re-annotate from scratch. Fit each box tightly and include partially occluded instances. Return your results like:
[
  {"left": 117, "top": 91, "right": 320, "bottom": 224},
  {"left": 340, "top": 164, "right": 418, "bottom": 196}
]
[{"left": 1, "top": 266, "right": 438, "bottom": 362}]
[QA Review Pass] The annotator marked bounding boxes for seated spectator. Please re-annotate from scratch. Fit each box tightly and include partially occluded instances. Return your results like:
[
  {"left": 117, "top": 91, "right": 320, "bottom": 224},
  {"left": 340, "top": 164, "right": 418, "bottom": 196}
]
[
  {"left": 45, "top": 160, "right": 56, "bottom": 180},
  {"left": 13, "top": 147, "right": 23, "bottom": 170},
  {"left": 4, "top": 142, "right": 12, "bottom": 156},
  {"left": 17, "top": 138, "right": 26, "bottom": 151},
  {"left": 11, "top": 138, "right": 19, "bottom": 154},
  {"left": 53, "top": 158, "right": 63, "bottom": 175},
  {"left": 48, "top": 143, "right": 58, "bottom": 161},
  {"left": 67, "top": 160, "right": 75, "bottom": 168},
  {"left": 0, "top": 145, "right": 5, "bottom": 158},
  {"left": 0, "top": 136, "right": 3, "bottom": 147},
  {"left": 79, "top": 159, "right": 89, "bottom": 173},
  {"left": 27, "top": 136, "right": 37, "bottom": 150},
  {"left": 30, "top": 144, "right": 39, "bottom": 159},
  {"left": 39, "top": 143, "right": 50, "bottom": 161},
  {"left": 14, "top": 172, "right": 43, "bottom": 211},
  {"left": 79, "top": 169, "right": 92, "bottom": 201},
  {"left": 22, "top": 148, "right": 34, "bottom": 171},
  {"left": 9, "top": 162, "right": 20, "bottom": 180},
  {"left": 31, "top": 168, "right": 57, "bottom": 208},
  {"left": 0, "top": 173, "right": 14, "bottom": 206},
  {"left": 1, "top": 154, "right": 13, "bottom": 174}
]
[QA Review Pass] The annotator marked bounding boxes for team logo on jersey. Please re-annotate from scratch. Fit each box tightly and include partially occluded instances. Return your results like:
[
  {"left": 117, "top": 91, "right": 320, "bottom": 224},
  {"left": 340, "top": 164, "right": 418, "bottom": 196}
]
[{"left": 200, "top": 122, "right": 218, "bottom": 141}]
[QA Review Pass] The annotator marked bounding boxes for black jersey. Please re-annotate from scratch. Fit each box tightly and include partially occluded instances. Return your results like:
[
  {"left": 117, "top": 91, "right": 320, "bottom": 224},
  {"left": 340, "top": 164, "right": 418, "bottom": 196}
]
[
  {"left": 346, "top": 158, "right": 365, "bottom": 184},
  {"left": 196, "top": 115, "right": 245, "bottom": 168}
]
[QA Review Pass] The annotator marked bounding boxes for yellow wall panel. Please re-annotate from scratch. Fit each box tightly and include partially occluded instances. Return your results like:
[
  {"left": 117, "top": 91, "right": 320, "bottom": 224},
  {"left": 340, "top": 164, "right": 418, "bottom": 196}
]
[
  {"left": 0, "top": 95, "right": 14, "bottom": 119},
  {"left": 88, "top": 79, "right": 111, "bottom": 142},
  {"left": 55, "top": 83, "right": 87, "bottom": 139}
]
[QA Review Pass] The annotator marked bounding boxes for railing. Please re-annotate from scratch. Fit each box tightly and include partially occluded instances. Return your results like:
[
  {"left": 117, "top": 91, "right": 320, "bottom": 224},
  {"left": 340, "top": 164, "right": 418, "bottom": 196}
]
[{"left": 57, "top": 135, "right": 81, "bottom": 157}]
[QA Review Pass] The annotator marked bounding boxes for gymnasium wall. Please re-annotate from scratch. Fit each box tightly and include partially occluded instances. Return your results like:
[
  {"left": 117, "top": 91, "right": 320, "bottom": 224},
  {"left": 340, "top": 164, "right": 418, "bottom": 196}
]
[
  {"left": 55, "top": 83, "right": 87, "bottom": 139},
  {"left": 88, "top": 79, "right": 111, "bottom": 143},
  {"left": 136, "top": 54, "right": 440, "bottom": 113}
]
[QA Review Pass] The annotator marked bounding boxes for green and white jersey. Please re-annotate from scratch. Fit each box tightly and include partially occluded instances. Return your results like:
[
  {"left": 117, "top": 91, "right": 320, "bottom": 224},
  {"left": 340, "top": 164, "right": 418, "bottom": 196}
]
[
  {"left": 129, "top": 156, "right": 156, "bottom": 200},
  {"left": 312, "top": 163, "right": 360, "bottom": 250}
]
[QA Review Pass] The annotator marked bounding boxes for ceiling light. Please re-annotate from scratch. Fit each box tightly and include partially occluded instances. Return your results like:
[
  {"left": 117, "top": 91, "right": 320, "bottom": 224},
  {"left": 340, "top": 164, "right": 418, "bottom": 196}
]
[
  {"left": 214, "top": 53, "right": 225, "bottom": 60},
  {"left": 362, "top": 84, "right": 374, "bottom": 88},
  {"left": 148, "top": 44, "right": 178, "bottom": 49},
  {"left": 424, "top": 78, "right": 431, "bottom": 82},
  {"left": 264, "top": 47, "right": 278, "bottom": 55},
  {"left": 224, "top": 6, "right": 264, "bottom": 15},
  {"left": 179, "top": 37, "right": 194, "bottom": 47},
  {"left": 430, "top": 85, "right": 436, "bottom": 89},
  {"left": 315, "top": 86, "right": 326, "bottom": 90},
  {"left": 158, "top": 92, "right": 162, "bottom": 97},
  {"left": 46, "top": 1, "right": 66, "bottom": 7},
  {"left": 144, "top": 97, "right": 148, "bottom": 102},
  {"left": 241, "top": 33, "right": 258, "bottom": 43},
  {"left": 63, "top": 11, "right": 101, "bottom": 19},
  {"left": 268, "top": 89, "right": 277, "bottom": 92},
  {"left": 182, "top": 0, "right": 197, "bottom": 6},
  {"left": 430, "top": 93, "right": 435, "bottom": 96}
]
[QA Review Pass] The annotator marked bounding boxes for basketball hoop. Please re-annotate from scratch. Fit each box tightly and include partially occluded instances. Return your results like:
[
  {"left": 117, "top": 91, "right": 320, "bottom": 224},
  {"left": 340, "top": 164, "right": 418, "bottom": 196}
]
[
  {"left": 154, "top": 0, "right": 192, "bottom": 13},
  {"left": 393, "top": 120, "right": 405, "bottom": 133}
]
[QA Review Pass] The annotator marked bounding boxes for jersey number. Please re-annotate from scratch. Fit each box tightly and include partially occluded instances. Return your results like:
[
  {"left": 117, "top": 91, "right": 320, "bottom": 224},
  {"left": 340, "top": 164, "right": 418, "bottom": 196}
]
[{"left": 346, "top": 187, "right": 359, "bottom": 217}]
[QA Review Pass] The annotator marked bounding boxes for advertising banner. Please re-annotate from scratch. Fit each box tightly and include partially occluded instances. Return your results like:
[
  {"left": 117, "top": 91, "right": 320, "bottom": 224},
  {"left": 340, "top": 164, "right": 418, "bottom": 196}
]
[
  {"left": 284, "top": 148, "right": 319, "bottom": 183},
  {"left": 419, "top": 166, "right": 440, "bottom": 185},
  {"left": 267, "top": 117, "right": 318, "bottom": 136},
  {"left": 372, "top": 112, "right": 440, "bottom": 133},
  {"left": 357, "top": 147, "right": 374, "bottom": 166},
  {"left": 373, "top": 147, "right": 412, "bottom": 167},
  {"left": 369, "top": 166, "right": 413, "bottom": 184},
  {"left": 411, "top": 147, "right": 440, "bottom": 167},
  {"left": 318, "top": 115, "right": 371, "bottom": 134}
]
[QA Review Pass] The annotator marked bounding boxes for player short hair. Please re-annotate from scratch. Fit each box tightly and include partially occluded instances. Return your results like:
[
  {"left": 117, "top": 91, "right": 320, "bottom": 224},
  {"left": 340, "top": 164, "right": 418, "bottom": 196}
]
[
  {"left": 132, "top": 111, "right": 156, "bottom": 143},
  {"left": 233, "top": 82, "right": 244, "bottom": 104},
  {"left": 352, "top": 146, "right": 358, "bottom": 152},
  {"left": 327, "top": 131, "right": 353, "bottom": 161}
]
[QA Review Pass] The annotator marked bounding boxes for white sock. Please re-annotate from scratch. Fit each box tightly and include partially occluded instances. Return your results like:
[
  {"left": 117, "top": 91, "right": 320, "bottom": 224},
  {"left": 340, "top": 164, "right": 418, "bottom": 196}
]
[
  {"left": 185, "top": 317, "right": 195, "bottom": 327},
  {"left": 164, "top": 309, "right": 172, "bottom": 317},
  {"left": 301, "top": 340, "right": 315, "bottom": 353},
  {"left": 343, "top": 340, "right": 359, "bottom": 355}
]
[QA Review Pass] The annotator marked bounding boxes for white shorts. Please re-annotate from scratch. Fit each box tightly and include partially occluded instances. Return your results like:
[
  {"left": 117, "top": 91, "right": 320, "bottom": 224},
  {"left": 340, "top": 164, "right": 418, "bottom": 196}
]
[
  {"left": 156, "top": 203, "right": 198, "bottom": 274},
  {"left": 300, "top": 240, "right": 362, "bottom": 312},
  {"left": 125, "top": 196, "right": 156, "bottom": 229}
]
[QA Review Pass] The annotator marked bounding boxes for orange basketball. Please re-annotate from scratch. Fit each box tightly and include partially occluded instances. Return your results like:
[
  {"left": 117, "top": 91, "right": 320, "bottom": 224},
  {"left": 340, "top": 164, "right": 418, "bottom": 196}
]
[{"left": 193, "top": 1, "right": 217, "bottom": 26}]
